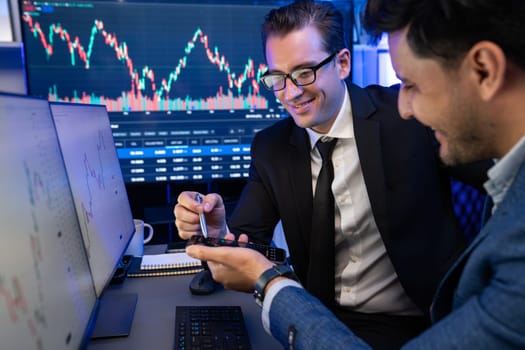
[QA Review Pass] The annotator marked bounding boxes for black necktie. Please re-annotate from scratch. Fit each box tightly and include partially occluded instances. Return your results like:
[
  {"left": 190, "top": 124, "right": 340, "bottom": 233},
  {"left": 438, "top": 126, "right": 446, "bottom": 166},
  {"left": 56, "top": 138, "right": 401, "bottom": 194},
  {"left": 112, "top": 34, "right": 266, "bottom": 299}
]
[{"left": 307, "top": 138, "right": 337, "bottom": 307}]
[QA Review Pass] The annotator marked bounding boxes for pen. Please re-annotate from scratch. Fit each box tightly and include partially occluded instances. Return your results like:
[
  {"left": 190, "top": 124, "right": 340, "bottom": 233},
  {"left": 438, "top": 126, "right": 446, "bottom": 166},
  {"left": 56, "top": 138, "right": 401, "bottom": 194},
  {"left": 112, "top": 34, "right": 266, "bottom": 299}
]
[{"left": 195, "top": 193, "right": 209, "bottom": 238}]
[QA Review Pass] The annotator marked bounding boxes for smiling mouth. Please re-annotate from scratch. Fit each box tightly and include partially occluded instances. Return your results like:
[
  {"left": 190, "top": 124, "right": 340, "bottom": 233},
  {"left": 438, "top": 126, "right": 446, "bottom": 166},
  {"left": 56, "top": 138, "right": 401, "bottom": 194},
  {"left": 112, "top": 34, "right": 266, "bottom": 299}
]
[{"left": 292, "top": 97, "right": 314, "bottom": 109}]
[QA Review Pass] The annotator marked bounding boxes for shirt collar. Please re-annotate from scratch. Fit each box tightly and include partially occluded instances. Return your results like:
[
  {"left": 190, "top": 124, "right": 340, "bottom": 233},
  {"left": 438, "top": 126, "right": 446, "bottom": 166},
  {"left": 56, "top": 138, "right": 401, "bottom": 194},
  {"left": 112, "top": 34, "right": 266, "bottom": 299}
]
[
  {"left": 306, "top": 83, "right": 354, "bottom": 151},
  {"left": 484, "top": 135, "right": 525, "bottom": 212}
]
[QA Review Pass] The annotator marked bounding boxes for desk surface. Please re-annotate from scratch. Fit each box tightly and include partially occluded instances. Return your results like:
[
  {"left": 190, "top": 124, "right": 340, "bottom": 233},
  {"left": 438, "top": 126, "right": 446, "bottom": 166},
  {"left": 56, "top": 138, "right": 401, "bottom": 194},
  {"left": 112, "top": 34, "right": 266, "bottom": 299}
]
[{"left": 88, "top": 246, "right": 282, "bottom": 350}]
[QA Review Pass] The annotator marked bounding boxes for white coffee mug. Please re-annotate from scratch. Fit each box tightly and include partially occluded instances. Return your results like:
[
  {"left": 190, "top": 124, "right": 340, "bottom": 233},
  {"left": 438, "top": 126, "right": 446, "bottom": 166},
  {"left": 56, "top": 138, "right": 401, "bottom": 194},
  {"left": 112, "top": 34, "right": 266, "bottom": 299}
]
[{"left": 125, "top": 219, "right": 154, "bottom": 257}]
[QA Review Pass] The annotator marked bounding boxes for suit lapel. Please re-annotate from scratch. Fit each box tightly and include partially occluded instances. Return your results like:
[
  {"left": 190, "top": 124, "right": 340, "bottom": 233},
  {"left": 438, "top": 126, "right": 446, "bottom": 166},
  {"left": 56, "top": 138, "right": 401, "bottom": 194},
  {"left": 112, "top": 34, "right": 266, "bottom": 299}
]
[
  {"left": 431, "top": 214, "right": 491, "bottom": 321},
  {"left": 348, "top": 83, "right": 390, "bottom": 233},
  {"left": 288, "top": 126, "right": 314, "bottom": 260},
  {"left": 431, "top": 162, "right": 525, "bottom": 321}
]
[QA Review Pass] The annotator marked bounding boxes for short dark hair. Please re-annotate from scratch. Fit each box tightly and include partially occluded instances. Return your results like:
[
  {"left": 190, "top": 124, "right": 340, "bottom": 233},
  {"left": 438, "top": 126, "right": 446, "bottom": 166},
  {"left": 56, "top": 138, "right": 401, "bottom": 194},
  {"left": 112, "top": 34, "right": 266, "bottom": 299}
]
[
  {"left": 363, "top": 0, "right": 525, "bottom": 70},
  {"left": 261, "top": 0, "right": 348, "bottom": 57}
]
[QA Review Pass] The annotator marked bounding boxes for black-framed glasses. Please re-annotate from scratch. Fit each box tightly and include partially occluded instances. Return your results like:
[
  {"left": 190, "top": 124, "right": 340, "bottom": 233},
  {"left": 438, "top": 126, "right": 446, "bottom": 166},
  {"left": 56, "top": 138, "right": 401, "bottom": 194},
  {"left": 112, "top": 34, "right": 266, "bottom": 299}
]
[{"left": 260, "top": 53, "right": 337, "bottom": 91}]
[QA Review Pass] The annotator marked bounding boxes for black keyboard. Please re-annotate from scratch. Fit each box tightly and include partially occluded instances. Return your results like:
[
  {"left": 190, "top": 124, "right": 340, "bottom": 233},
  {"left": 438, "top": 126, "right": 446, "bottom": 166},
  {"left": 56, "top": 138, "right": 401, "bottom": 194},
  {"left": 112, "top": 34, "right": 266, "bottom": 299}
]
[{"left": 174, "top": 306, "right": 252, "bottom": 350}]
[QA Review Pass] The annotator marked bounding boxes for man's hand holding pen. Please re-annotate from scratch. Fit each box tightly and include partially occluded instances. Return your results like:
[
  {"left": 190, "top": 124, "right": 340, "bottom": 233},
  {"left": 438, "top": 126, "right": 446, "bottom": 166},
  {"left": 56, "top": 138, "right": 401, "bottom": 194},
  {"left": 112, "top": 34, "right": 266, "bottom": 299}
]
[
  {"left": 194, "top": 193, "right": 209, "bottom": 238},
  {"left": 174, "top": 191, "right": 228, "bottom": 240},
  {"left": 176, "top": 191, "right": 279, "bottom": 293}
]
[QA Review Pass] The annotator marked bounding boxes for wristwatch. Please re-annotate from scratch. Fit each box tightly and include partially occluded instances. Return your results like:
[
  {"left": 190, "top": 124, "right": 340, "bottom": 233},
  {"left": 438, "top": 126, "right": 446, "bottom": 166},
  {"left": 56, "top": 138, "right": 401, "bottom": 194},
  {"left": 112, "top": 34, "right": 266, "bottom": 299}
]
[{"left": 254, "top": 264, "right": 297, "bottom": 307}]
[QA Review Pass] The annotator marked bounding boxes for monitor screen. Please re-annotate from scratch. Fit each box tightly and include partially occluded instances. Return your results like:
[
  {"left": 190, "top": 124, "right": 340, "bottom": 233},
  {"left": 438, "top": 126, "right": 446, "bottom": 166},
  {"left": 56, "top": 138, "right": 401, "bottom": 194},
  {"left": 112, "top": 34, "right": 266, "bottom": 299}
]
[
  {"left": 0, "top": 42, "right": 27, "bottom": 94},
  {"left": 49, "top": 102, "right": 135, "bottom": 297},
  {"left": 0, "top": 0, "right": 14, "bottom": 41},
  {"left": 0, "top": 93, "right": 96, "bottom": 349},
  {"left": 19, "top": 0, "right": 287, "bottom": 184}
]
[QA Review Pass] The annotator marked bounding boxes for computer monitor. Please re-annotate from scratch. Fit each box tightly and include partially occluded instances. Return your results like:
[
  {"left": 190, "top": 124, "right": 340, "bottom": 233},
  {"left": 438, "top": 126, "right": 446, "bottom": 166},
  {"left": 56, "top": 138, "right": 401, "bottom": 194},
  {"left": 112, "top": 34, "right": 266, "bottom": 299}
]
[
  {"left": 0, "top": 93, "right": 97, "bottom": 349},
  {"left": 19, "top": 0, "right": 287, "bottom": 184},
  {"left": 0, "top": 42, "right": 27, "bottom": 94},
  {"left": 49, "top": 102, "right": 135, "bottom": 298},
  {"left": 49, "top": 101, "right": 137, "bottom": 338}
]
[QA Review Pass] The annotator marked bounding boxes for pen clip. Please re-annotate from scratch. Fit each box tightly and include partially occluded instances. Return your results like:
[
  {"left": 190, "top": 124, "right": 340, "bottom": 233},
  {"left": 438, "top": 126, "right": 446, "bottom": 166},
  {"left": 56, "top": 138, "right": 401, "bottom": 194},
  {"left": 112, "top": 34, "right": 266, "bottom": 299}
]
[{"left": 195, "top": 193, "right": 209, "bottom": 238}]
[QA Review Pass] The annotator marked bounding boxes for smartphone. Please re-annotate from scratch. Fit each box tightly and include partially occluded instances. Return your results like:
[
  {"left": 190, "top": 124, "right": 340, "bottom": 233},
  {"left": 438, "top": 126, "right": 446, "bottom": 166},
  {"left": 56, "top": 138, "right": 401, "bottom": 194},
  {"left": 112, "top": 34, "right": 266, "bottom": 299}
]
[
  {"left": 187, "top": 235, "right": 287, "bottom": 264},
  {"left": 165, "top": 241, "right": 187, "bottom": 254}
]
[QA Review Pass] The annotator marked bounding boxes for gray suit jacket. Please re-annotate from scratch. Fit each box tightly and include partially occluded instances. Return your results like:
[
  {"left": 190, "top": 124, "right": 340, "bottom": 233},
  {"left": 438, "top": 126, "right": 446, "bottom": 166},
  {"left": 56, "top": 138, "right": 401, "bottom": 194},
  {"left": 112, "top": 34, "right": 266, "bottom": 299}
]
[{"left": 265, "top": 160, "right": 525, "bottom": 349}]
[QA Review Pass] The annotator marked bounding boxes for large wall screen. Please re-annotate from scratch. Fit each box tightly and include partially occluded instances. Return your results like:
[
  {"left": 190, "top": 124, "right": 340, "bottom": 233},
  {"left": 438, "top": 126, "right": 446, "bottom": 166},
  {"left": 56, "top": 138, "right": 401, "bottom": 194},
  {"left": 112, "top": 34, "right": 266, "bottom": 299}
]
[{"left": 21, "top": 0, "right": 286, "bottom": 183}]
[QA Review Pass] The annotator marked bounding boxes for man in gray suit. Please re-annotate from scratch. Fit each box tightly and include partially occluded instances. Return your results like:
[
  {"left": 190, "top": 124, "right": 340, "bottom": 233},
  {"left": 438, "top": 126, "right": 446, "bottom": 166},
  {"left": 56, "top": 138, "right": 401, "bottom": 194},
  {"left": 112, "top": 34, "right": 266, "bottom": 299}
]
[{"left": 184, "top": 0, "right": 525, "bottom": 348}]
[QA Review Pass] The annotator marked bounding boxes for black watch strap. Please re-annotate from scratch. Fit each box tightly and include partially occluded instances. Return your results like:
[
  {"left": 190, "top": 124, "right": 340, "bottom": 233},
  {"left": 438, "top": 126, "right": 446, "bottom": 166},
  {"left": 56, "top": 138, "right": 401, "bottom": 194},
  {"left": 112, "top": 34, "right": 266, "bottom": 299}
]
[{"left": 254, "top": 264, "right": 297, "bottom": 307}]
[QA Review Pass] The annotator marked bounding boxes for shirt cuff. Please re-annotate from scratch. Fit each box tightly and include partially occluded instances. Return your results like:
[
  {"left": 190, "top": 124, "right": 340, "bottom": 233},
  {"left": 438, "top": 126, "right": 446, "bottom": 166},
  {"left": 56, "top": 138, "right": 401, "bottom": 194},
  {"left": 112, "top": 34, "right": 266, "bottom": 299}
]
[{"left": 261, "top": 278, "right": 303, "bottom": 334}]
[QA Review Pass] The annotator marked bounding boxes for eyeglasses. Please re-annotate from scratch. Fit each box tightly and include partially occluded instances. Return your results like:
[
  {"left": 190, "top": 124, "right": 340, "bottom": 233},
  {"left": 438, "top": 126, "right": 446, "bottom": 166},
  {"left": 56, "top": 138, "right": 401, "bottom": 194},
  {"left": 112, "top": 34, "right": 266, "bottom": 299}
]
[{"left": 260, "top": 53, "right": 336, "bottom": 92}]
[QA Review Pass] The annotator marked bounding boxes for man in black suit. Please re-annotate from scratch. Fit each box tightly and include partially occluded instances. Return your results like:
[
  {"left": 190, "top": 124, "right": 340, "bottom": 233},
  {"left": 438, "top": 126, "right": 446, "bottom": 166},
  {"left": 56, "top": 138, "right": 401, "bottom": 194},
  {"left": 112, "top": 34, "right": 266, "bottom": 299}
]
[{"left": 174, "top": 1, "right": 487, "bottom": 349}]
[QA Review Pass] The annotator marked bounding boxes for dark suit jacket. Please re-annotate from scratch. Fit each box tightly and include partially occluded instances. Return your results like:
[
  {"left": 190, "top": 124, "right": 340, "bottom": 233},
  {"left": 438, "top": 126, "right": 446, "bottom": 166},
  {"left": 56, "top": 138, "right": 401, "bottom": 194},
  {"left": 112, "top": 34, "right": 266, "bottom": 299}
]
[{"left": 228, "top": 82, "right": 484, "bottom": 312}]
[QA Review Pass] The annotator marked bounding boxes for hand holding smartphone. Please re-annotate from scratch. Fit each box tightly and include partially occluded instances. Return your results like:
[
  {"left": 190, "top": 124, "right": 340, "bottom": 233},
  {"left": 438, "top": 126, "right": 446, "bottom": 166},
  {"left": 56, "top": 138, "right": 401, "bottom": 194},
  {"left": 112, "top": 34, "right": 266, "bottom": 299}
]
[{"left": 187, "top": 235, "right": 287, "bottom": 264}]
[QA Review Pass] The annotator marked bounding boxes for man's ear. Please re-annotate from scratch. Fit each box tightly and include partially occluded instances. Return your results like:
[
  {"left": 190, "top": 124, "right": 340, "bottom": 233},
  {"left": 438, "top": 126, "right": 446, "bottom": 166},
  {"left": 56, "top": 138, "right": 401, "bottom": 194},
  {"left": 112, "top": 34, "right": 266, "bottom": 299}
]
[
  {"left": 466, "top": 41, "right": 506, "bottom": 101},
  {"left": 336, "top": 48, "right": 351, "bottom": 80}
]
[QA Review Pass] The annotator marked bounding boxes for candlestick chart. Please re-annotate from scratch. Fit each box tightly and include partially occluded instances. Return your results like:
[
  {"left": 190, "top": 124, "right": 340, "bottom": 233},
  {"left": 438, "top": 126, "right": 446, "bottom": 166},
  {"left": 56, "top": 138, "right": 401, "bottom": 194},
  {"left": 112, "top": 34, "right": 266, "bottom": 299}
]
[
  {"left": 21, "top": 1, "right": 277, "bottom": 113},
  {"left": 20, "top": 1, "right": 286, "bottom": 184}
]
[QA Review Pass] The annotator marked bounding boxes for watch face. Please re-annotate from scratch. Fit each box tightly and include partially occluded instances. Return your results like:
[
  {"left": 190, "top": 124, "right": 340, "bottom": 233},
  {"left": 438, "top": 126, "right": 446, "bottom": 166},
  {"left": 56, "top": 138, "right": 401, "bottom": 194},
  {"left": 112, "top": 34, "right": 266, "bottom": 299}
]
[{"left": 254, "top": 264, "right": 297, "bottom": 306}]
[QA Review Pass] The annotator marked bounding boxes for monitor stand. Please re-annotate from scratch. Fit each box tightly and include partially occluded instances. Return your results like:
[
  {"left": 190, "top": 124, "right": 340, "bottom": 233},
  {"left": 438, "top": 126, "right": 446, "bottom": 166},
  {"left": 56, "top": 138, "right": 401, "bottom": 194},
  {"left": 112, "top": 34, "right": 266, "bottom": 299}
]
[{"left": 90, "top": 292, "right": 138, "bottom": 339}]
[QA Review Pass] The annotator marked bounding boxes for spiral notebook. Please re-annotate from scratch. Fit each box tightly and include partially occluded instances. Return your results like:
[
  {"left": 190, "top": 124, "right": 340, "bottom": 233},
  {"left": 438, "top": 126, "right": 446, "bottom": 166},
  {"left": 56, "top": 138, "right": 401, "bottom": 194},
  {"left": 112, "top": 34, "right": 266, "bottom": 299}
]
[
  {"left": 127, "top": 253, "right": 203, "bottom": 278},
  {"left": 141, "top": 253, "right": 201, "bottom": 270}
]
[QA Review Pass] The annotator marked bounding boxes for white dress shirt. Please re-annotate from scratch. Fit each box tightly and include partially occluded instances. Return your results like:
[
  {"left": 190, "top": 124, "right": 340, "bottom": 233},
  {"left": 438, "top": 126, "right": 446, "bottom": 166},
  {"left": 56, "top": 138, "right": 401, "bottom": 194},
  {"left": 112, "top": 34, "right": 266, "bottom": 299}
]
[{"left": 305, "top": 84, "right": 420, "bottom": 315}]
